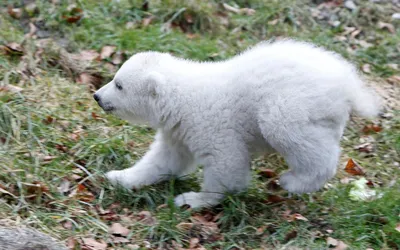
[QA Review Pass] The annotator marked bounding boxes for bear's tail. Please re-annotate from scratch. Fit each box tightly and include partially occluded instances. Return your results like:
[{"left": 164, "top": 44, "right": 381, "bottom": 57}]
[{"left": 346, "top": 76, "right": 381, "bottom": 118}]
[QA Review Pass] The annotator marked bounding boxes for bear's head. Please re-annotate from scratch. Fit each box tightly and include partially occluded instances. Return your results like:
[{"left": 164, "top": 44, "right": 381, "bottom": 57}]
[{"left": 93, "top": 52, "right": 169, "bottom": 125}]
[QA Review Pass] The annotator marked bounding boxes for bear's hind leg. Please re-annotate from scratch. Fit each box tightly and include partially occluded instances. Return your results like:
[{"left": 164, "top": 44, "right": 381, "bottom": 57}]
[{"left": 262, "top": 123, "right": 342, "bottom": 194}]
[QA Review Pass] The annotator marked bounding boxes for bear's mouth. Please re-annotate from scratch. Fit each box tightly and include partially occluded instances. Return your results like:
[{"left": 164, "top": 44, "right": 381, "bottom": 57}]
[{"left": 98, "top": 101, "right": 115, "bottom": 112}]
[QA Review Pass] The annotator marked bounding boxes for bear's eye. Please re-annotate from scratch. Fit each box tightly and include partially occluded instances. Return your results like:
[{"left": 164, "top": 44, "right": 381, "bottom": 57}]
[{"left": 115, "top": 81, "right": 123, "bottom": 90}]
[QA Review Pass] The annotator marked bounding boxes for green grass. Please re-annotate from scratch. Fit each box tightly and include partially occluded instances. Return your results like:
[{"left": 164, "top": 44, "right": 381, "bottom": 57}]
[{"left": 0, "top": 0, "right": 399, "bottom": 249}]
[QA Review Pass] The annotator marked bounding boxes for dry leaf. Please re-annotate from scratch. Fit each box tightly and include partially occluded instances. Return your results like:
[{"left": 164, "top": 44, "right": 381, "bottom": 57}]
[
  {"left": 69, "top": 184, "right": 95, "bottom": 203},
  {"left": 62, "top": 6, "right": 83, "bottom": 23},
  {"left": 63, "top": 220, "right": 73, "bottom": 230},
  {"left": 176, "top": 222, "right": 194, "bottom": 231},
  {"left": 395, "top": 223, "right": 400, "bottom": 233},
  {"left": 100, "top": 45, "right": 116, "bottom": 60},
  {"left": 111, "top": 52, "right": 125, "bottom": 65},
  {"left": 362, "top": 64, "right": 371, "bottom": 74},
  {"left": 91, "top": 112, "right": 101, "bottom": 120},
  {"left": 79, "top": 50, "right": 100, "bottom": 62},
  {"left": 362, "top": 124, "right": 382, "bottom": 133},
  {"left": 0, "top": 84, "right": 24, "bottom": 93},
  {"left": 354, "top": 142, "right": 374, "bottom": 153},
  {"left": 137, "top": 211, "right": 157, "bottom": 225},
  {"left": 327, "top": 237, "right": 338, "bottom": 246},
  {"left": 378, "top": 21, "right": 395, "bottom": 33},
  {"left": 266, "top": 194, "right": 286, "bottom": 203},
  {"left": 1, "top": 42, "right": 23, "bottom": 55},
  {"left": 344, "top": 159, "right": 365, "bottom": 175},
  {"left": 7, "top": 6, "right": 22, "bottom": 19},
  {"left": 334, "top": 240, "right": 348, "bottom": 250},
  {"left": 76, "top": 73, "right": 103, "bottom": 88},
  {"left": 81, "top": 238, "right": 107, "bottom": 250},
  {"left": 189, "top": 237, "right": 200, "bottom": 248},
  {"left": 109, "top": 223, "right": 130, "bottom": 237},
  {"left": 259, "top": 168, "right": 277, "bottom": 178},
  {"left": 58, "top": 178, "right": 71, "bottom": 194},
  {"left": 111, "top": 236, "right": 130, "bottom": 244},
  {"left": 387, "top": 75, "right": 400, "bottom": 85},
  {"left": 142, "top": 17, "right": 153, "bottom": 27}
]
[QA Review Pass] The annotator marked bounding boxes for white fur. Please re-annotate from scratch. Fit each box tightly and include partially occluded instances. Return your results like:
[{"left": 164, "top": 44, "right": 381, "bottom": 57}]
[{"left": 94, "top": 40, "right": 380, "bottom": 208}]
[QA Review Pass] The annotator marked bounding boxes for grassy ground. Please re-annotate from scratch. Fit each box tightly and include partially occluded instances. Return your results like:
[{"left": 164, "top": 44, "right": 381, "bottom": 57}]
[{"left": 0, "top": 0, "right": 399, "bottom": 249}]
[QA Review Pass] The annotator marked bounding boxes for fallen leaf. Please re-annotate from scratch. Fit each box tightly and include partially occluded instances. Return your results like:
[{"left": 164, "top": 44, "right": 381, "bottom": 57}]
[
  {"left": 91, "top": 112, "right": 101, "bottom": 120},
  {"left": 1, "top": 42, "right": 23, "bottom": 55},
  {"left": 334, "top": 241, "right": 348, "bottom": 250},
  {"left": 184, "top": 12, "right": 194, "bottom": 23},
  {"left": 354, "top": 142, "right": 374, "bottom": 153},
  {"left": 0, "top": 84, "right": 24, "bottom": 93},
  {"left": 344, "top": 159, "right": 365, "bottom": 175},
  {"left": 111, "top": 51, "right": 125, "bottom": 65},
  {"left": 109, "top": 223, "right": 130, "bottom": 237},
  {"left": 362, "top": 64, "right": 371, "bottom": 74},
  {"left": 76, "top": 73, "right": 103, "bottom": 88},
  {"left": 62, "top": 6, "right": 83, "bottom": 23},
  {"left": 259, "top": 168, "right": 277, "bottom": 178},
  {"left": 137, "top": 211, "right": 157, "bottom": 225},
  {"left": 111, "top": 236, "right": 130, "bottom": 244},
  {"left": 69, "top": 184, "right": 95, "bottom": 203},
  {"left": 266, "top": 194, "right": 286, "bottom": 203},
  {"left": 327, "top": 237, "right": 338, "bottom": 246},
  {"left": 66, "top": 237, "right": 77, "bottom": 249},
  {"left": 256, "top": 226, "right": 266, "bottom": 235},
  {"left": 378, "top": 21, "right": 395, "bottom": 33},
  {"left": 42, "top": 115, "right": 55, "bottom": 125},
  {"left": 81, "top": 238, "right": 107, "bottom": 250},
  {"left": 100, "top": 45, "right": 116, "bottom": 60},
  {"left": 58, "top": 178, "right": 71, "bottom": 194},
  {"left": 362, "top": 124, "right": 382, "bottom": 133},
  {"left": 142, "top": 16, "right": 153, "bottom": 27},
  {"left": 7, "top": 6, "right": 22, "bottom": 19},
  {"left": 387, "top": 75, "right": 400, "bottom": 85},
  {"left": 55, "top": 144, "right": 68, "bottom": 153},
  {"left": 189, "top": 237, "right": 200, "bottom": 248},
  {"left": 186, "top": 33, "right": 198, "bottom": 39},
  {"left": 176, "top": 222, "right": 194, "bottom": 231},
  {"left": 79, "top": 50, "right": 100, "bottom": 62},
  {"left": 63, "top": 220, "right": 73, "bottom": 230}
]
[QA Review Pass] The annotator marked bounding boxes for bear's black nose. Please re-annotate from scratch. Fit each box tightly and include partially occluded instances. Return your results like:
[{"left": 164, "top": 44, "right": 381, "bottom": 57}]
[{"left": 93, "top": 93, "right": 100, "bottom": 102}]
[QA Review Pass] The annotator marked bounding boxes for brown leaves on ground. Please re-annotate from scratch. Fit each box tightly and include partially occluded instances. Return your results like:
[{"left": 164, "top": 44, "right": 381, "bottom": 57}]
[
  {"left": 282, "top": 210, "right": 309, "bottom": 222},
  {"left": 137, "top": 211, "right": 157, "bottom": 226},
  {"left": 176, "top": 212, "right": 223, "bottom": 245},
  {"left": 344, "top": 159, "right": 365, "bottom": 175},
  {"left": 0, "top": 42, "right": 24, "bottom": 56},
  {"left": 362, "top": 124, "right": 383, "bottom": 134},
  {"left": 69, "top": 184, "right": 95, "bottom": 203},
  {"left": 109, "top": 223, "right": 130, "bottom": 237},
  {"left": 62, "top": 5, "right": 83, "bottom": 23},
  {"left": 100, "top": 46, "right": 117, "bottom": 60},
  {"left": 81, "top": 238, "right": 107, "bottom": 250}
]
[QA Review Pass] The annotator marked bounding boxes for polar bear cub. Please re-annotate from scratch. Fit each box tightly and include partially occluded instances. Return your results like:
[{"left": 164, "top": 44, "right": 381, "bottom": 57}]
[{"left": 93, "top": 40, "right": 380, "bottom": 208}]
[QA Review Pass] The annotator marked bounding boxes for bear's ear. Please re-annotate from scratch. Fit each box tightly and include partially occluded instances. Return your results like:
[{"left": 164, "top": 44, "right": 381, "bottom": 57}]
[{"left": 145, "top": 71, "right": 165, "bottom": 98}]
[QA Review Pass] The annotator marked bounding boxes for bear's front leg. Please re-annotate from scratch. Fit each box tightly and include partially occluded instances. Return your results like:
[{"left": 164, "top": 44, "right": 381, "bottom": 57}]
[
  {"left": 174, "top": 142, "right": 251, "bottom": 208},
  {"left": 106, "top": 131, "right": 194, "bottom": 189}
]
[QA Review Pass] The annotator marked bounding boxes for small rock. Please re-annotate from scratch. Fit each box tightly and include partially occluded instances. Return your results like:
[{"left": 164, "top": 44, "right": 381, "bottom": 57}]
[{"left": 344, "top": 1, "right": 357, "bottom": 10}]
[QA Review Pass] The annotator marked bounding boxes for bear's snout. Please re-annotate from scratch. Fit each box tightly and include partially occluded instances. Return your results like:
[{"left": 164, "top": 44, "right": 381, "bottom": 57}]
[{"left": 93, "top": 93, "right": 100, "bottom": 102}]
